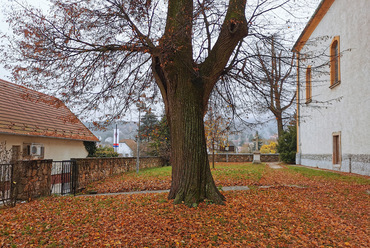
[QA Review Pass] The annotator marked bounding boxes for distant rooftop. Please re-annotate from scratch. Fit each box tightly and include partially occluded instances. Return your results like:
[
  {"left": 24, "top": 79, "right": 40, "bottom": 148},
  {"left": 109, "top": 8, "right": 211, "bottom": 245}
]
[{"left": 0, "top": 79, "right": 98, "bottom": 141}]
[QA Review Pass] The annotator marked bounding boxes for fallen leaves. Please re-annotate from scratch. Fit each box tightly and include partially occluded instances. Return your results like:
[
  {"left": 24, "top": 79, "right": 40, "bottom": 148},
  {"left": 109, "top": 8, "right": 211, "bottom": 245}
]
[{"left": 0, "top": 163, "right": 369, "bottom": 247}]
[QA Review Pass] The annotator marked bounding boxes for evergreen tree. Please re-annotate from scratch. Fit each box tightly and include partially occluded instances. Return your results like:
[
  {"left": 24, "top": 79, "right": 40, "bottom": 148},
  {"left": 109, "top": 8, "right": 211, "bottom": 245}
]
[
  {"left": 277, "top": 125, "right": 297, "bottom": 164},
  {"left": 138, "top": 112, "right": 159, "bottom": 142},
  {"left": 148, "top": 116, "right": 171, "bottom": 164}
]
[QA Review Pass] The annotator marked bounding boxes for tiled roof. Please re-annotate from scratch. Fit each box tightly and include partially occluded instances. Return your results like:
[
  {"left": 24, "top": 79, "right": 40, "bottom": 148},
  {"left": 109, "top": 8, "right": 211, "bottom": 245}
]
[{"left": 0, "top": 79, "right": 98, "bottom": 141}]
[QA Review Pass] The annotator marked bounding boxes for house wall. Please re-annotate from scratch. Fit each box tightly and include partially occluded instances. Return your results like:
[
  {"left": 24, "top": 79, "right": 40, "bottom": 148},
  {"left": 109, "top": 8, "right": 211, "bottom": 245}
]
[
  {"left": 297, "top": 0, "right": 370, "bottom": 175},
  {"left": 1, "top": 134, "right": 88, "bottom": 161},
  {"left": 117, "top": 143, "right": 133, "bottom": 157}
]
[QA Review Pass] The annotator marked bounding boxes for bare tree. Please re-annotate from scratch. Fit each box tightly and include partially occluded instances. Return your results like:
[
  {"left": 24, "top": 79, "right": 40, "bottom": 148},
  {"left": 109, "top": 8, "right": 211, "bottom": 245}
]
[
  {"left": 239, "top": 36, "right": 296, "bottom": 138},
  {"left": 204, "top": 95, "right": 230, "bottom": 169}
]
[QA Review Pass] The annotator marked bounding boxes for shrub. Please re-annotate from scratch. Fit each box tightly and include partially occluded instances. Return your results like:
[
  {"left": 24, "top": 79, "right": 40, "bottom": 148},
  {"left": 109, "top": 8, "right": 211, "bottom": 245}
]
[
  {"left": 83, "top": 141, "right": 97, "bottom": 157},
  {"left": 277, "top": 125, "right": 296, "bottom": 164},
  {"left": 93, "top": 146, "right": 119, "bottom": 157},
  {"left": 260, "top": 141, "right": 277, "bottom": 154}
]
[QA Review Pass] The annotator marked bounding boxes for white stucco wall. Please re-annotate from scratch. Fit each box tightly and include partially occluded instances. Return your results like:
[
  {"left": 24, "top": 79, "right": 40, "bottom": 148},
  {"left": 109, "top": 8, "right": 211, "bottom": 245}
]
[
  {"left": 0, "top": 134, "right": 88, "bottom": 161},
  {"left": 297, "top": 0, "right": 370, "bottom": 175},
  {"left": 117, "top": 143, "right": 134, "bottom": 157}
]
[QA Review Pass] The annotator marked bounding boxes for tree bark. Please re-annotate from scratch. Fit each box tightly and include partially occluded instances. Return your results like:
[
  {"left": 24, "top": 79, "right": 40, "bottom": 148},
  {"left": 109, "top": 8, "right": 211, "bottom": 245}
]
[
  {"left": 166, "top": 80, "right": 225, "bottom": 205},
  {"left": 276, "top": 113, "right": 284, "bottom": 139}
]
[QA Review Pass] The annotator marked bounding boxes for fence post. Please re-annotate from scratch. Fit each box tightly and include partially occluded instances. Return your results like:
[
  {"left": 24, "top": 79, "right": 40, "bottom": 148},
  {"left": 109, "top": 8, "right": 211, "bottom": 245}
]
[{"left": 71, "top": 159, "right": 78, "bottom": 196}]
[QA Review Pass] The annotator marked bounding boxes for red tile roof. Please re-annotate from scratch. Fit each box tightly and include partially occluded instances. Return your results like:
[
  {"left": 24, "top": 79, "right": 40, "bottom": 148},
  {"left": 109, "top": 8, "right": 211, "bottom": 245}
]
[{"left": 0, "top": 79, "right": 98, "bottom": 141}]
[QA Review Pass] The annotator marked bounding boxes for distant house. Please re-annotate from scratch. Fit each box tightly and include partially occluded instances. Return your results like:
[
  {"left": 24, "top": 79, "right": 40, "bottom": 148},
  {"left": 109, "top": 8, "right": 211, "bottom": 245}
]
[
  {"left": 0, "top": 79, "right": 98, "bottom": 161},
  {"left": 293, "top": 0, "right": 370, "bottom": 175},
  {"left": 118, "top": 139, "right": 136, "bottom": 157},
  {"left": 218, "top": 141, "right": 237, "bottom": 153}
]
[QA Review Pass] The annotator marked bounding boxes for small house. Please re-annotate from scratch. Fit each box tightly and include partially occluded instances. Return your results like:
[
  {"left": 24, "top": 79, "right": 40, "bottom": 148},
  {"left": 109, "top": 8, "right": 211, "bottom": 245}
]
[{"left": 0, "top": 79, "right": 98, "bottom": 161}]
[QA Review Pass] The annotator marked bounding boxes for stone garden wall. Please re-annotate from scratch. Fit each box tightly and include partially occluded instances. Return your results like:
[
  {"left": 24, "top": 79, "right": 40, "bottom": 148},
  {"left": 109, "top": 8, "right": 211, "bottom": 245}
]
[
  {"left": 13, "top": 160, "right": 52, "bottom": 200},
  {"left": 73, "top": 157, "right": 166, "bottom": 189},
  {"left": 208, "top": 153, "right": 279, "bottom": 163}
]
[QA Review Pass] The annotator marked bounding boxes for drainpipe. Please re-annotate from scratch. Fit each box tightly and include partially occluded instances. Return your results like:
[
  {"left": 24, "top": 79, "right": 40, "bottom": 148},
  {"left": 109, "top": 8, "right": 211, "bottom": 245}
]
[
  {"left": 136, "top": 107, "right": 141, "bottom": 174},
  {"left": 348, "top": 155, "right": 352, "bottom": 173},
  {"left": 295, "top": 51, "right": 302, "bottom": 164}
]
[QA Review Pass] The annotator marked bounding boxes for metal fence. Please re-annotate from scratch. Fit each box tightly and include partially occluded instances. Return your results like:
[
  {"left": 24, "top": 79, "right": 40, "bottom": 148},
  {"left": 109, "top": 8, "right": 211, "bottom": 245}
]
[
  {"left": 0, "top": 163, "right": 13, "bottom": 202},
  {"left": 51, "top": 160, "right": 78, "bottom": 195}
]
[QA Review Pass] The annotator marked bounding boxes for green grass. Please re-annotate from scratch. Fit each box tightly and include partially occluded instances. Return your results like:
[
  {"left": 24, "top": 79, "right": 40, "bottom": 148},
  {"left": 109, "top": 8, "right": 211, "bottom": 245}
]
[
  {"left": 286, "top": 165, "right": 370, "bottom": 185},
  {"left": 211, "top": 163, "right": 266, "bottom": 181},
  {"left": 126, "top": 165, "right": 172, "bottom": 178},
  {"left": 124, "top": 163, "right": 266, "bottom": 180}
]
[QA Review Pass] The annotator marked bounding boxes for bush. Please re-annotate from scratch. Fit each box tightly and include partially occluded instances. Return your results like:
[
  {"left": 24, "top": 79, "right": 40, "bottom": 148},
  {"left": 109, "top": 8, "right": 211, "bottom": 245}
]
[
  {"left": 93, "top": 146, "right": 119, "bottom": 157},
  {"left": 83, "top": 141, "right": 97, "bottom": 157},
  {"left": 277, "top": 125, "right": 297, "bottom": 164},
  {"left": 260, "top": 141, "right": 277, "bottom": 154}
]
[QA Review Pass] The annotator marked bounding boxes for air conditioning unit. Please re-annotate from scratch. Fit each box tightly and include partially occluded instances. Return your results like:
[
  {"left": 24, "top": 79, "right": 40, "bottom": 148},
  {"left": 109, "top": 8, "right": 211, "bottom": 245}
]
[{"left": 30, "top": 144, "right": 43, "bottom": 156}]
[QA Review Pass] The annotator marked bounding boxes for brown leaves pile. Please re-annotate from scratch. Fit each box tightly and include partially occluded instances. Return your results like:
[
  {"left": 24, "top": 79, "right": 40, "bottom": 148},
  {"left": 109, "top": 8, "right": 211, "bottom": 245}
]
[{"left": 1, "top": 163, "right": 369, "bottom": 247}]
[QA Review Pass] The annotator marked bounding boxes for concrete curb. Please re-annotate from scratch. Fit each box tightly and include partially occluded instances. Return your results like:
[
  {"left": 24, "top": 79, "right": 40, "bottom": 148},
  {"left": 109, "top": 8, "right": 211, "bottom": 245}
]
[{"left": 78, "top": 186, "right": 250, "bottom": 197}]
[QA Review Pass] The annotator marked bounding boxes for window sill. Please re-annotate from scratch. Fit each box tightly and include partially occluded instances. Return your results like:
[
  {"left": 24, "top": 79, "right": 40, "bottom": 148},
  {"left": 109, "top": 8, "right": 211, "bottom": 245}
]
[{"left": 329, "top": 81, "right": 341, "bottom": 89}]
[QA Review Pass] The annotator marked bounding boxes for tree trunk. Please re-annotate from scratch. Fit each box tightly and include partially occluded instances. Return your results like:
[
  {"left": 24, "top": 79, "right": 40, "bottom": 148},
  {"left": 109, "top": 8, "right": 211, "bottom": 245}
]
[
  {"left": 212, "top": 140, "right": 215, "bottom": 169},
  {"left": 276, "top": 114, "right": 284, "bottom": 139},
  {"left": 166, "top": 80, "right": 225, "bottom": 206},
  {"left": 152, "top": 0, "right": 248, "bottom": 206}
]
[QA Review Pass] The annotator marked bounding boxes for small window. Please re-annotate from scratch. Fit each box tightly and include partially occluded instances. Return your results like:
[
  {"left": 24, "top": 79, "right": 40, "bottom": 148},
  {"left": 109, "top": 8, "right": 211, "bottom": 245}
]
[
  {"left": 333, "top": 132, "right": 341, "bottom": 165},
  {"left": 305, "top": 66, "right": 312, "bottom": 103},
  {"left": 330, "top": 36, "right": 340, "bottom": 88},
  {"left": 23, "top": 143, "right": 31, "bottom": 159}
]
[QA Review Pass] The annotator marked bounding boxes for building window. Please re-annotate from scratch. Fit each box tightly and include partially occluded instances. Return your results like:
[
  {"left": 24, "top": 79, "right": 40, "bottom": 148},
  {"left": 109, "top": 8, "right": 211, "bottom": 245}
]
[
  {"left": 305, "top": 66, "right": 312, "bottom": 103},
  {"left": 330, "top": 36, "right": 340, "bottom": 88},
  {"left": 332, "top": 132, "right": 341, "bottom": 165}
]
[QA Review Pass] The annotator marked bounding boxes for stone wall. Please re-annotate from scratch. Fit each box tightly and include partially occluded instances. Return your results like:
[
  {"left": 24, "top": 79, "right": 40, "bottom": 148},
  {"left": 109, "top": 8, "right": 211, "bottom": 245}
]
[
  {"left": 297, "top": 153, "right": 370, "bottom": 176},
  {"left": 208, "top": 153, "right": 279, "bottom": 163},
  {"left": 13, "top": 160, "right": 52, "bottom": 200},
  {"left": 73, "top": 156, "right": 166, "bottom": 189}
]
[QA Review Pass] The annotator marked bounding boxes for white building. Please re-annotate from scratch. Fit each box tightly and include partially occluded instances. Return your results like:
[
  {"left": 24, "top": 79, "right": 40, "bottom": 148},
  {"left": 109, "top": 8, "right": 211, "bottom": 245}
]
[
  {"left": 294, "top": 0, "right": 370, "bottom": 175},
  {"left": 118, "top": 139, "right": 136, "bottom": 157}
]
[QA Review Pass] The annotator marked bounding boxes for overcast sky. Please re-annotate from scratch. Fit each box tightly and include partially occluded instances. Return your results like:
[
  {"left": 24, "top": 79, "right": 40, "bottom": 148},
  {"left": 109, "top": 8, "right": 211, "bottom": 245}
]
[
  {"left": 0, "top": 0, "right": 321, "bottom": 82},
  {"left": 0, "top": 0, "right": 50, "bottom": 79}
]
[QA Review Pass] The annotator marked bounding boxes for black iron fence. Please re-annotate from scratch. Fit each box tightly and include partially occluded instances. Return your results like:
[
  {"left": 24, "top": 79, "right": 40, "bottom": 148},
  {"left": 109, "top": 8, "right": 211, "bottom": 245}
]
[
  {"left": 0, "top": 163, "right": 14, "bottom": 203},
  {"left": 51, "top": 160, "right": 78, "bottom": 195}
]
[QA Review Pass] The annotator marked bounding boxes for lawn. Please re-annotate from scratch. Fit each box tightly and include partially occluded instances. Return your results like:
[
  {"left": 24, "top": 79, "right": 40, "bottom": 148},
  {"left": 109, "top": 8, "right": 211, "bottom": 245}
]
[
  {"left": 1, "top": 163, "right": 369, "bottom": 247},
  {"left": 83, "top": 163, "right": 266, "bottom": 193}
]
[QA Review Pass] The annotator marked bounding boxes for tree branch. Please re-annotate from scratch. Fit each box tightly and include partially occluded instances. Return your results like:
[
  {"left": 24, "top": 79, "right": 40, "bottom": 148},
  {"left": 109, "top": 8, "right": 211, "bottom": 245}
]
[{"left": 200, "top": 0, "right": 248, "bottom": 108}]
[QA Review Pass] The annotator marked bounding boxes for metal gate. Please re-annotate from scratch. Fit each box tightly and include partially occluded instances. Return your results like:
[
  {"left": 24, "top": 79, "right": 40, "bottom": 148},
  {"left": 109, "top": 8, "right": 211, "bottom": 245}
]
[
  {"left": 0, "top": 163, "right": 13, "bottom": 202},
  {"left": 51, "top": 160, "right": 78, "bottom": 195}
]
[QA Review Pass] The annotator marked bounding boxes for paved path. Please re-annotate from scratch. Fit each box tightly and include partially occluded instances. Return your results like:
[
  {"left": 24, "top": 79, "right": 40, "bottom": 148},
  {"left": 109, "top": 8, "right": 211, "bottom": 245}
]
[
  {"left": 267, "top": 162, "right": 283, "bottom": 169},
  {"left": 80, "top": 186, "right": 250, "bottom": 197}
]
